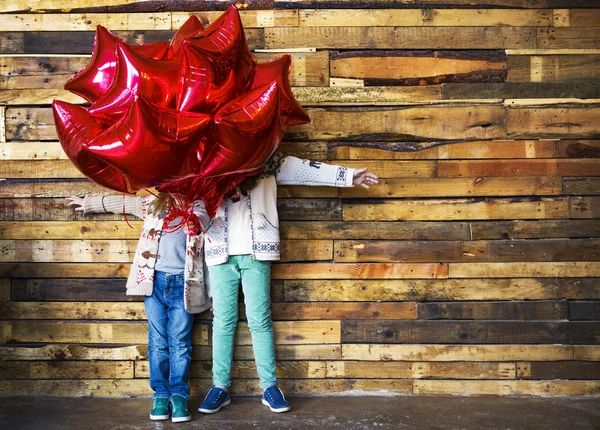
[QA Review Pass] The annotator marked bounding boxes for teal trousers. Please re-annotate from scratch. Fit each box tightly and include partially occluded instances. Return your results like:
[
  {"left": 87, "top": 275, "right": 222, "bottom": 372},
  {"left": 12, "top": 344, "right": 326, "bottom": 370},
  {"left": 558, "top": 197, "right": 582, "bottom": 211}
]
[{"left": 208, "top": 255, "right": 277, "bottom": 389}]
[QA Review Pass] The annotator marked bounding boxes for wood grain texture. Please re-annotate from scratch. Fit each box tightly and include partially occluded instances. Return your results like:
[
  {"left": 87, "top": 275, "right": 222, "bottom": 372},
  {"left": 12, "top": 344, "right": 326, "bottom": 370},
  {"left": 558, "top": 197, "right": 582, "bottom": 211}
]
[{"left": 2, "top": 0, "right": 600, "bottom": 397}]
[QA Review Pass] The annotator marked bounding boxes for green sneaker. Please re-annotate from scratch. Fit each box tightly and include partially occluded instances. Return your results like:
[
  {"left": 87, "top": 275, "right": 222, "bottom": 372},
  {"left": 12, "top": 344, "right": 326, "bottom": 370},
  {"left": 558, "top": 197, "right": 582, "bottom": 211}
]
[
  {"left": 170, "top": 395, "right": 192, "bottom": 423},
  {"left": 149, "top": 398, "right": 169, "bottom": 421}
]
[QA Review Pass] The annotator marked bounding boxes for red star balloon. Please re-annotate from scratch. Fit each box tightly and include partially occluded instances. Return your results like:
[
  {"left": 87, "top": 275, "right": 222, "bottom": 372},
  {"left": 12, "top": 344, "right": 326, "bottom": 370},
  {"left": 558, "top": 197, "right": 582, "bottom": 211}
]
[
  {"left": 204, "top": 82, "right": 283, "bottom": 178},
  {"left": 65, "top": 25, "right": 170, "bottom": 104},
  {"left": 88, "top": 43, "right": 180, "bottom": 120},
  {"left": 251, "top": 55, "right": 311, "bottom": 126},
  {"left": 170, "top": 15, "right": 204, "bottom": 57},
  {"left": 55, "top": 5, "right": 311, "bottom": 218},
  {"left": 87, "top": 96, "right": 211, "bottom": 192},
  {"left": 52, "top": 100, "right": 128, "bottom": 192}
]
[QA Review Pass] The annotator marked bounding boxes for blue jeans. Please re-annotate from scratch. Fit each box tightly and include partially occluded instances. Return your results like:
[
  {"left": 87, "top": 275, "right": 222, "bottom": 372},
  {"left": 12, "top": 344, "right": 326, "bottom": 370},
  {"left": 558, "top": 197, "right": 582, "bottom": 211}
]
[
  {"left": 208, "top": 255, "right": 277, "bottom": 390},
  {"left": 144, "top": 271, "right": 194, "bottom": 399}
]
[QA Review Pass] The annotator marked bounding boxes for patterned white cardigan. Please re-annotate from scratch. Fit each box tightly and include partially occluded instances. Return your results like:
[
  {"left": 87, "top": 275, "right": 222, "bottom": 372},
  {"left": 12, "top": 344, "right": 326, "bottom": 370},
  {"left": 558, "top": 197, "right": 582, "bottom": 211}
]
[
  {"left": 82, "top": 195, "right": 211, "bottom": 314},
  {"left": 204, "top": 156, "right": 355, "bottom": 266}
]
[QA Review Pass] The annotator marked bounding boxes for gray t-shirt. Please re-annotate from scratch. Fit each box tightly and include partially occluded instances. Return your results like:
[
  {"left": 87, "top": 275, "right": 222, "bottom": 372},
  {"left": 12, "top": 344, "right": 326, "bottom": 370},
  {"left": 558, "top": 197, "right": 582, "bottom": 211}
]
[{"left": 155, "top": 216, "right": 186, "bottom": 274}]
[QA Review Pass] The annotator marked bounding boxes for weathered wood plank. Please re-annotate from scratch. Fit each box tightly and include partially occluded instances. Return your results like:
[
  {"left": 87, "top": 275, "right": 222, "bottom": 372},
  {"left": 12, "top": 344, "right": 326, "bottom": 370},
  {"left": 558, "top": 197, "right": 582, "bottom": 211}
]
[
  {"left": 0, "top": 361, "right": 134, "bottom": 379},
  {"left": 417, "top": 301, "right": 567, "bottom": 320},
  {"left": 537, "top": 27, "right": 600, "bottom": 49},
  {"left": 334, "top": 239, "right": 600, "bottom": 263},
  {"left": 284, "top": 278, "right": 599, "bottom": 301},
  {"left": 288, "top": 106, "right": 505, "bottom": 141},
  {"left": 281, "top": 221, "right": 470, "bottom": 240},
  {"left": 554, "top": 9, "right": 600, "bottom": 27},
  {"left": 0, "top": 160, "right": 82, "bottom": 178},
  {"left": 330, "top": 50, "right": 507, "bottom": 85},
  {"left": 556, "top": 140, "right": 600, "bottom": 158},
  {"left": 271, "top": 302, "right": 416, "bottom": 320},
  {"left": 438, "top": 159, "right": 600, "bottom": 177},
  {"left": 568, "top": 301, "right": 600, "bottom": 321},
  {"left": 413, "top": 380, "right": 598, "bottom": 396},
  {"left": 275, "top": 1, "right": 547, "bottom": 8},
  {"left": 441, "top": 82, "right": 600, "bottom": 99},
  {"left": 1, "top": 262, "right": 132, "bottom": 278},
  {"left": 574, "top": 346, "right": 600, "bottom": 361},
  {"left": 563, "top": 178, "right": 600, "bottom": 195},
  {"left": 570, "top": 197, "right": 600, "bottom": 219},
  {"left": 323, "top": 361, "right": 516, "bottom": 380},
  {"left": 0, "top": 11, "right": 297, "bottom": 32},
  {"left": 0, "top": 344, "right": 147, "bottom": 361},
  {"left": 11, "top": 278, "right": 134, "bottom": 301},
  {"left": 0, "top": 320, "right": 339, "bottom": 345},
  {"left": 328, "top": 140, "right": 559, "bottom": 160},
  {"left": 343, "top": 198, "right": 569, "bottom": 221},
  {"left": 470, "top": 220, "right": 600, "bottom": 239},
  {"left": 506, "top": 106, "right": 600, "bottom": 139},
  {"left": 507, "top": 54, "right": 600, "bottom": 82},
  {"left": 340, "top": 177, "right": 562, "bottom": 198},
  {"left": 0, "top": 221, "right": 143, "bottom": 240},
  {"left": 264, "top": 27, "right": 536, "bottom": 49},
  {"left": 300, "top": 9, "right": 550, "bottom": 27},
  {"left": 0, "top": 30, "right": 264, "bottom": 54},
  {"left": 0, "top": 302, "right": 147, "bottom": 320},
  {"left": 272, "top": 263, "right": 448, "bottom": 280},
  {"left": 519, "top": 361, "right": 600, "bottom": 380},
  {"left": 0, "top": 239, "right": 332, "bottom": 263},
  {"left": 292, "top": 86, "right": 443, "bottom": 106},
  {"left": 342, "top": 344, "right": 574, "bottom": 362},
  {"left": 2, "top": 1, "right": 275, "bottom": 13},
  {"left": 449, "top": 262, "right": 600, "bottom": 278},
  {"left": 0, "top": 279, "right": 10, "bottom": 301},
  {"left": 9, "top": 277, "right": 284, "bottom": 303},
  {"left": 341, "top": 320, "right": 600, "bottom": 344}
]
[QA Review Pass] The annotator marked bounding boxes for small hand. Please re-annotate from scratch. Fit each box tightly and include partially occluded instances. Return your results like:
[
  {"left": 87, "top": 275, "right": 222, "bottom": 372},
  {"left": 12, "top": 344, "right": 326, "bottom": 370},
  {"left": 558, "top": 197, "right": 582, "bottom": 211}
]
[
  {"left": 66, "top": 196, "right": 85, "bottom": 211},
  {"left": 352, "top": 167, "right": 379, "bottom": 189}
]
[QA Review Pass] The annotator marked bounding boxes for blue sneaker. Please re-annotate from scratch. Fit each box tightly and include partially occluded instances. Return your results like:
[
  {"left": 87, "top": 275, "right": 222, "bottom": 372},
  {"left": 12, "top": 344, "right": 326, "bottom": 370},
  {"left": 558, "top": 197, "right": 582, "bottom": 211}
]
[
  {"left": 198, "top": 387, "right": 231, "bottom": 414},
  {"left": 262, "top": 387, "right": 291, "bottom": 413}
]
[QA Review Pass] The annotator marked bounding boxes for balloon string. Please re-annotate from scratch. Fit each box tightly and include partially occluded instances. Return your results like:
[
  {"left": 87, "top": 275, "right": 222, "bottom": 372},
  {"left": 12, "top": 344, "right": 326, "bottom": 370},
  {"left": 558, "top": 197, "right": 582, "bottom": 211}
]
[{"left": 122, "top": 194, "right": 134, "bottom": 229}]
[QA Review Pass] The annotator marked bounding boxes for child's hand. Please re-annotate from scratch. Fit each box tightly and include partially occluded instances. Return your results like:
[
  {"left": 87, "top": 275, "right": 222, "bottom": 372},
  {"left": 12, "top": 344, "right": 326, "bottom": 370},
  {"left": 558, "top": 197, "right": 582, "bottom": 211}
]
[
  {"left": 66, "top": 196, "right": 84, "bottom": 211},
  {"left": 352, "top": 168, "right": 379, "bottom": 189}
]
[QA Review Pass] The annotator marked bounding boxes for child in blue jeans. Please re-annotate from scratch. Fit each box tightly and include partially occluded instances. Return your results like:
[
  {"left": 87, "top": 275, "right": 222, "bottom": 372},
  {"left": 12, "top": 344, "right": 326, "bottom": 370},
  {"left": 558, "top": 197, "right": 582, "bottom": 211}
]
[
  {"left": 198, "top": 153, "right": 378, "bottom": 413},
  {"left": 68, "top": 193, "right": 210, "bottom": 423}
]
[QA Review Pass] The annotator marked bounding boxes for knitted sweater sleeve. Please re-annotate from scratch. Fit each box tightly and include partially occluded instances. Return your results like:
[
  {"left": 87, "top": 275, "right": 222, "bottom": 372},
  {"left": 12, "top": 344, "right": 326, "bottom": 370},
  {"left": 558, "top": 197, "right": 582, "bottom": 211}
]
[
  {"left": 275, "top": 155, "right": 355, "bottom": 187},
  {"left": 82, "top": 195, "right": 148, "bottom": 219}
]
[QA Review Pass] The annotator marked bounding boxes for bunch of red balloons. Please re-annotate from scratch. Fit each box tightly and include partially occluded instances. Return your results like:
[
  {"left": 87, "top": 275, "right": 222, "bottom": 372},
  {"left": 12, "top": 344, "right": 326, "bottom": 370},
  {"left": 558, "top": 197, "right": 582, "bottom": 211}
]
[{"left": 53, "top": 5, "right": 310, "bottom": 217}]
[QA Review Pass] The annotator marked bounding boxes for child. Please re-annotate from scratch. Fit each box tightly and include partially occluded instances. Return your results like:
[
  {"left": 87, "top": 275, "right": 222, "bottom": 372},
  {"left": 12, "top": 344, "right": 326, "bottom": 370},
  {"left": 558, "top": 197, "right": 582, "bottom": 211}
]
[
  {"left": 198, "top": 153, "right": 378, "bottom": 413},
  {"left": 67, "top": 193, "right": 210, "bottom": 423}
]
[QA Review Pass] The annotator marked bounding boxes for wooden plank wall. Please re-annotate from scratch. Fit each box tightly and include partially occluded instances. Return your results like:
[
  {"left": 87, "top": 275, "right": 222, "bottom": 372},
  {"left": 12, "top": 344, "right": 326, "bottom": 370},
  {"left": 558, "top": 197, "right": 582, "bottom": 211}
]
[{"left": 1, "top": 0, "right": 600, "bottom": 397}]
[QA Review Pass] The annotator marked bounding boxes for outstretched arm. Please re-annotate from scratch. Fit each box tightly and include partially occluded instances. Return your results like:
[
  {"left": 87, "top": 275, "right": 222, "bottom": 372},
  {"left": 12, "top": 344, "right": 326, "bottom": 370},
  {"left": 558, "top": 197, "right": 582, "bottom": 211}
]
[
  {"left": 275, "top": 155, "right": 378, "bottom": 188},
  {"left": 66, "top": 195, "right": 147, "bottom": 219}
]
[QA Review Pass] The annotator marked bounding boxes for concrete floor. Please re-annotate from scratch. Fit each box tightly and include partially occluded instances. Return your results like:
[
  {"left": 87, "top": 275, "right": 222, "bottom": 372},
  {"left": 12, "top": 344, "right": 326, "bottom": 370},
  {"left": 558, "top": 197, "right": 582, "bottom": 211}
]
[{"left": 1, "top": 396, "right": 599, "bottom": 430}]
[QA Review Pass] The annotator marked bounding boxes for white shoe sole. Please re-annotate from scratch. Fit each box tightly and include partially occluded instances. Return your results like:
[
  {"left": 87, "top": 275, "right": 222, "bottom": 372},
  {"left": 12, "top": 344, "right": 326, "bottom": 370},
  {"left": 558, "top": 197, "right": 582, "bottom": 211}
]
[
  {"left": 261, "top": 398, "right": 291, "bottom": 413},
  {"left": 198, "top": 398, "right": 231, "bottom": 414},
  {"left": 149, "top": 414, "right": 169, "bottom": 421},
  {"left": 172, "top": 416, "right": 192, "bottom": 423}
]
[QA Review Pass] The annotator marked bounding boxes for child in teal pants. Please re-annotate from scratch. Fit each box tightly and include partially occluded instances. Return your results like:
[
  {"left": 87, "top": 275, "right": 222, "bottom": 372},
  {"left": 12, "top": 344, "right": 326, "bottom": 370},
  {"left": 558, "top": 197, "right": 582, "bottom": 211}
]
[{"left": 198, "top": 153, "right": 378, "bottom": 413}]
